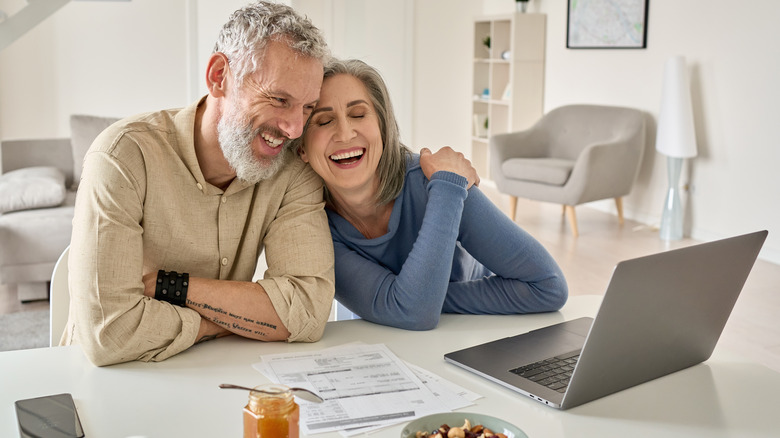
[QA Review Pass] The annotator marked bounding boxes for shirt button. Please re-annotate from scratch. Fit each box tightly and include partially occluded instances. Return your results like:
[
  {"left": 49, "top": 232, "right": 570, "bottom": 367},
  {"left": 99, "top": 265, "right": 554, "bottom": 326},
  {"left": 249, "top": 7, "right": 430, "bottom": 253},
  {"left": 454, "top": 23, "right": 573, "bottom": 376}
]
[
  {"left": 221, "top": 257, "right": 228, "bottom": 266},
  {"left": 196, "top": 183, "right": 203, "bottom": 191},
  {"left": 221, "top": 196, "right": 227, "bottom": 203}
]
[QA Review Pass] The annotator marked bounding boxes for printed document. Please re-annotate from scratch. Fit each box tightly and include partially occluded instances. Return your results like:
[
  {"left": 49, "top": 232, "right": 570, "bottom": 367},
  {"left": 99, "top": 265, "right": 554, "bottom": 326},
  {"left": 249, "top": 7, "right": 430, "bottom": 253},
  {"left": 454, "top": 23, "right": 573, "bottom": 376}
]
[{"left": 254, "top": 343, "right": 454, "bottom": 435}]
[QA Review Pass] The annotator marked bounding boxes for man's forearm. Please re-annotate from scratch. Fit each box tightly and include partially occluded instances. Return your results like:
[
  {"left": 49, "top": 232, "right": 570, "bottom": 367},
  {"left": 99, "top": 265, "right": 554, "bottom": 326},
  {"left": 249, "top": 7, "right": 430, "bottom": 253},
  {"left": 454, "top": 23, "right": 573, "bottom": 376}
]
[
  {"left": 195, "top": 317, "right": 233, "bottom": 344},
  {"left": 143, "top": 271, "right": 292, "bottom": 341},
  {"left": 184, "top": 277, "right": 291, "bottom": 341}
]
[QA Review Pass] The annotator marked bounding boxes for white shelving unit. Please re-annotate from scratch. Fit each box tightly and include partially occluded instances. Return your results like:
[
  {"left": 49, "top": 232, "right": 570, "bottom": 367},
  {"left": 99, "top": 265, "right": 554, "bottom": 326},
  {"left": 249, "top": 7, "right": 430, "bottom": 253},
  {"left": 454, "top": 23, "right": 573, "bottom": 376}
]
[{"left": 471, "top": 13, "right": 546, "bottom": 179}]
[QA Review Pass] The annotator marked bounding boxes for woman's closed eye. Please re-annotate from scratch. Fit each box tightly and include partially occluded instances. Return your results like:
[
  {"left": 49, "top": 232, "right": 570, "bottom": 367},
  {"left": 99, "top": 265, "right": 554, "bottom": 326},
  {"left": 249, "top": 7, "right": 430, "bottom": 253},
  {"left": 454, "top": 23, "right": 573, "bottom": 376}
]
[
  {"left": 313, "top": 117, "right": 333, "bottom": 127},
  {"left": 347, "top": 107, "right": 369, "bottom": 120},
  {"left": 310, "top": 108, "right": 368, "bottom": 127}
]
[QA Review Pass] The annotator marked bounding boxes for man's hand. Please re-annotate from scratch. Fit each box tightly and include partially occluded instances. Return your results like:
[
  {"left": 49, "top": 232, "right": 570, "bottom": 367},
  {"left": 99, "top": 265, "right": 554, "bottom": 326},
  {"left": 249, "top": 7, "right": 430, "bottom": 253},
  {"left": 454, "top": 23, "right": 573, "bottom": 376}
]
[
  {"left": 142, "top": 271, "right": 157, "bottom": 298},
  {"left": 419, "top": 146, "right": 480, "bottom": 189}
]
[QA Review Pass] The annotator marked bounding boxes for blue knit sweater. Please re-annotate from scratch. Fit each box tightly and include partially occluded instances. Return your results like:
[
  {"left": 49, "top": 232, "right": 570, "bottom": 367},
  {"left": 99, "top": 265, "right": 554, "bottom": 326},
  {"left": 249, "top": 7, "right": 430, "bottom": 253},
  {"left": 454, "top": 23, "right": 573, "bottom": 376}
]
[{"left": 327, "top": 154, "right": 568, "bottom": 330}]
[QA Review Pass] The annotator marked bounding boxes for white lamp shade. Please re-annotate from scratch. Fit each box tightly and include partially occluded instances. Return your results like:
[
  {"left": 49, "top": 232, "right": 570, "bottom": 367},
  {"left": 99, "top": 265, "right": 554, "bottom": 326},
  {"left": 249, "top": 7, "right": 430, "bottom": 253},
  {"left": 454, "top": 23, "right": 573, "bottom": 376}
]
[{"left": 656, "top": 56, "right": 698, "bottom": 158}]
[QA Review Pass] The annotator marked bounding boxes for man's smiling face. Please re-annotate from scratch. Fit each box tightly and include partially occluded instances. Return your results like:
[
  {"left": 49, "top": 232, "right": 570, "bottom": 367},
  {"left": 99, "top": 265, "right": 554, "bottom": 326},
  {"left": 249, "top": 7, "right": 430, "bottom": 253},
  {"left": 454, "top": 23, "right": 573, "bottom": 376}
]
[{"left": 218, "top": 39, "right": 323, "bottom": 183}]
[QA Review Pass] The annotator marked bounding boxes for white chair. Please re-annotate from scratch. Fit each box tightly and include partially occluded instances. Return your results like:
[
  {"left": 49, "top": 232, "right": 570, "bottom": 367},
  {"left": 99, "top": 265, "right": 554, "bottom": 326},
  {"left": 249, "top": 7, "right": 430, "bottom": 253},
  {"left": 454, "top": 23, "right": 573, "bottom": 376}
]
[{"left": 49, "top": 245, "right": 70, "bottom": 347}]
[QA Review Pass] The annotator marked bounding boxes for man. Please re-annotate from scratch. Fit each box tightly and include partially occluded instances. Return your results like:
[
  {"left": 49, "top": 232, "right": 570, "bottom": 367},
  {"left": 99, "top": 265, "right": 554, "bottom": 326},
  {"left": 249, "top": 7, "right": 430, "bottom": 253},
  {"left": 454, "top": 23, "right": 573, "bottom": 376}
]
[{"left": 61, "top": 1, "right": 335, "bottom": 366}]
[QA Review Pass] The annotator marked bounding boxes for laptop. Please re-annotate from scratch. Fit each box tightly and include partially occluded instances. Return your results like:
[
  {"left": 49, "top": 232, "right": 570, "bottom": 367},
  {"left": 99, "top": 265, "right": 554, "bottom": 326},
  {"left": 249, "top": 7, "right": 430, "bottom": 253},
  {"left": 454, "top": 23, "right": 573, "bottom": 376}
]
[{"left": 444, "top": 230, "right": 768, "bottom": 410}]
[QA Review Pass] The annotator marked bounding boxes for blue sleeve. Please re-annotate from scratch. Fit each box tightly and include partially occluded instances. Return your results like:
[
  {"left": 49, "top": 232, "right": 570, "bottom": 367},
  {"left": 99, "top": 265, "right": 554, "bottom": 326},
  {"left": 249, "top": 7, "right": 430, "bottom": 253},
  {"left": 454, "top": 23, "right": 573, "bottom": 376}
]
[
  {"left": 442, "top": 187, "right": 568, "bottom": 314},
  {"left": 332, "top": 171, "right": 468, "bottom": 331}
]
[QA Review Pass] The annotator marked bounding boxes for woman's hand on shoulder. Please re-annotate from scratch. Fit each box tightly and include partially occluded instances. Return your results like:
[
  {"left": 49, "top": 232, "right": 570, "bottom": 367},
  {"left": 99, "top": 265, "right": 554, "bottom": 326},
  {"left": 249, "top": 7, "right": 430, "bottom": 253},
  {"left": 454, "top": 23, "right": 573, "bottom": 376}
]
[{"left": 419, "top": 146, "right": 480, "bottom": 189}]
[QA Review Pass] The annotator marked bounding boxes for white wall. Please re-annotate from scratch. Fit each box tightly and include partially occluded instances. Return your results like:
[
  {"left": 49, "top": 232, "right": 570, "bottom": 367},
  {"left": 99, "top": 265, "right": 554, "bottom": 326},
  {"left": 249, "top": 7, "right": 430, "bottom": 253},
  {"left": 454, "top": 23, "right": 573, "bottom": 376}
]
[
  {"left": 412, "top": 0, "right": 482, "bottom": 153},
  {"left": 292, "top": 0, "right": 414, "bottom": 146},
  {"left": 0, "top": 0, "right": 189, "bottom": 138},
  {"left": 552, "top": 0, "right": 780, "bottom": 263},
  {"left": 412, "top": 0, "right": 780, "bottom": 263},
  {"left": 1, "top": 0, "right": 778, "bottom": 263}
]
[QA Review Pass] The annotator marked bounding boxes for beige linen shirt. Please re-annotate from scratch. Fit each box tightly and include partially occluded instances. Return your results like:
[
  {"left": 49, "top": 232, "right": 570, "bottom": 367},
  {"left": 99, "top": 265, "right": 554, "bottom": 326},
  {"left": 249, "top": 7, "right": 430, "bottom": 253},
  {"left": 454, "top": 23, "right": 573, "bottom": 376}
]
[{"left": 61, "top": 98, "right": 335, "bottom": 366}]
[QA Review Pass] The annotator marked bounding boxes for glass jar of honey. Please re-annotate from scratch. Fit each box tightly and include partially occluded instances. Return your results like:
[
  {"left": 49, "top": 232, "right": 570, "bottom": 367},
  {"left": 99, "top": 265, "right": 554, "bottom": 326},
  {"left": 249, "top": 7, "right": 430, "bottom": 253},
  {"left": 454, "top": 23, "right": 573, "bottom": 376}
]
[{"left": 243, "top": 384, "right": 300, "bottom": 438}]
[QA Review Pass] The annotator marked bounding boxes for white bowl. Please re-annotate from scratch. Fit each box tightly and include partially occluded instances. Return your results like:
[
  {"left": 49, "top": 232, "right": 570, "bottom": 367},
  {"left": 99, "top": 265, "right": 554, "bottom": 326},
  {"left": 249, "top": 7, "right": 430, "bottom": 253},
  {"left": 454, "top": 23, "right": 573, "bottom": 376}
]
[{"left": 400, "top": 412, "right": 527, "bottom": 438}]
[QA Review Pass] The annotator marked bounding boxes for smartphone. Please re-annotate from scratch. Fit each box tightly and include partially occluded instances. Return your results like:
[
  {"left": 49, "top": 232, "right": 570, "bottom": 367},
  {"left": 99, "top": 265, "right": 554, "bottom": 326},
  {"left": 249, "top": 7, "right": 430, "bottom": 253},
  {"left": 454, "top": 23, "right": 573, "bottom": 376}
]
[{"left": 14, "top": 393, "right": 85, "bottom": 438}]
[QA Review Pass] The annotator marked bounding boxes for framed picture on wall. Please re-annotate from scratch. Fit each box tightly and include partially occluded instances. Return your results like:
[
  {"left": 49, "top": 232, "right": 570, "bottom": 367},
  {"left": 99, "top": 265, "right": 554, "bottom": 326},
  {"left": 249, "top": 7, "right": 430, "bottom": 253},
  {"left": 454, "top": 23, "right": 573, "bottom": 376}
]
[{"left": 567, "top": 0, "right": 649, "bottom": 49}]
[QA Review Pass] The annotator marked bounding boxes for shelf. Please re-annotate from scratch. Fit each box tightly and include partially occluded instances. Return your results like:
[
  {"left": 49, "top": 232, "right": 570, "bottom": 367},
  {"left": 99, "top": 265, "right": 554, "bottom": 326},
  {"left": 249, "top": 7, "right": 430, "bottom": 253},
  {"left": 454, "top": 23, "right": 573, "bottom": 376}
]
[
  {"left": 470, "top": 13, "right": 546, "bottom": 179},
  {"left": 473, "top": 98, "right": 510, "bottom": 105}
]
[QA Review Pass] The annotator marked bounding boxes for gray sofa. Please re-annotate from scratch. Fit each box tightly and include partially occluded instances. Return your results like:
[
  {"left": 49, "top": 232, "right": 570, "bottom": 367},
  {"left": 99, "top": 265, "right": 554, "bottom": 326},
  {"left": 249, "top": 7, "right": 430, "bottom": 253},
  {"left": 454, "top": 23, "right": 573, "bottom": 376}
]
[{"left": 0, "top": 115, "right": 118, "bottom": 302}]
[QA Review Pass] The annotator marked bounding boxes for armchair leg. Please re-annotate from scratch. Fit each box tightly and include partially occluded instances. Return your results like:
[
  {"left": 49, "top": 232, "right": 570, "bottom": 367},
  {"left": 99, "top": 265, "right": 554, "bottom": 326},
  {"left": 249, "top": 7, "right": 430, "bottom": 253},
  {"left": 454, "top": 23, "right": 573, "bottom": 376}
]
[
  {"left": 614, "top": 197, "right": 625, "bottom": 225},
  {"left": 564, "top": 205, "right": 579, "bottom": 237},
  {"left": 508, "top": 196, "right": 518, "bottom": 221}
]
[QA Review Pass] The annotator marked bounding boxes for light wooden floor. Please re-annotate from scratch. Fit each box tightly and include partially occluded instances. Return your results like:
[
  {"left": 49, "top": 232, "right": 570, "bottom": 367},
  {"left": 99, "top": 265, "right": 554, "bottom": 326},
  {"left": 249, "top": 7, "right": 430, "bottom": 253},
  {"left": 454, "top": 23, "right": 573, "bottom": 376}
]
[{"left": 2, "top": 189, "right": 778, "bottom": 374}]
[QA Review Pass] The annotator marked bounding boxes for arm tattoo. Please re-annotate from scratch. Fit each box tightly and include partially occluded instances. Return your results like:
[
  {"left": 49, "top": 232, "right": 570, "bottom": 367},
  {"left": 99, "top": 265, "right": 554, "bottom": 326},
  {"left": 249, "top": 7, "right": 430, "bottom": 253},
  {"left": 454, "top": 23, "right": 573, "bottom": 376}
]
[{"left": 187, "top": 298, "right": 278, "bottom": 337}]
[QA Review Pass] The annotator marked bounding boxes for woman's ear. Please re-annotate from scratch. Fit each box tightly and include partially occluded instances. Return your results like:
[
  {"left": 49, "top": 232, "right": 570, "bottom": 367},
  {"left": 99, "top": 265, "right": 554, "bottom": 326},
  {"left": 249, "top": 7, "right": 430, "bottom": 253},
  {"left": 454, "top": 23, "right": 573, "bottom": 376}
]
[
  {"left": 299, "top": 146, "right": 310, "bottom": 163},
  {"left": 206, "top": 52, "right": 230, "bottom": 98}
]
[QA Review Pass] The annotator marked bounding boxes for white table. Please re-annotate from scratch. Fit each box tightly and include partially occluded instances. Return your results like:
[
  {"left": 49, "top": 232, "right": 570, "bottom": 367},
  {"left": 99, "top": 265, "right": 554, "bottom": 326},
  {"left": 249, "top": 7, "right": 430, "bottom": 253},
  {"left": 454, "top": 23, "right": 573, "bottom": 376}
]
[{"left": 2, "top": 296, "right": 779, "bottom": 437}]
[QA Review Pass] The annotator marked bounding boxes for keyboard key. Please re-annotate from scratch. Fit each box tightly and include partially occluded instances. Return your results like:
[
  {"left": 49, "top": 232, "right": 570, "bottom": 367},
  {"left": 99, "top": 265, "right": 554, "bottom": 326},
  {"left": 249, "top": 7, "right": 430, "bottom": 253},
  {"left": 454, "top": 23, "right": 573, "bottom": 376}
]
[{"left": 511, "top": 352, "right": 581, "bottom": 393}]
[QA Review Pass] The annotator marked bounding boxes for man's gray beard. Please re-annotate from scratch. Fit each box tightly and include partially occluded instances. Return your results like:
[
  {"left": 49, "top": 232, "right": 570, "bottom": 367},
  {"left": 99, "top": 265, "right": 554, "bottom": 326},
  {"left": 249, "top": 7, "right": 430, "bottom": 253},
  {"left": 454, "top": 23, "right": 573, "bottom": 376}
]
[{"left": 217, "top": 117, "right": 290, "bottom": 184}]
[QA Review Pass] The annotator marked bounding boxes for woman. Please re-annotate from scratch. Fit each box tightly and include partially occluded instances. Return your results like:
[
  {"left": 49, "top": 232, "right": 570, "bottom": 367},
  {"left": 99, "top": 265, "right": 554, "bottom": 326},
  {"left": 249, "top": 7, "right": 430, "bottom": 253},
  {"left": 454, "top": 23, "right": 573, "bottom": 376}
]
[{"left": 297, "top": 59, "right": 567, "bottom": 330}]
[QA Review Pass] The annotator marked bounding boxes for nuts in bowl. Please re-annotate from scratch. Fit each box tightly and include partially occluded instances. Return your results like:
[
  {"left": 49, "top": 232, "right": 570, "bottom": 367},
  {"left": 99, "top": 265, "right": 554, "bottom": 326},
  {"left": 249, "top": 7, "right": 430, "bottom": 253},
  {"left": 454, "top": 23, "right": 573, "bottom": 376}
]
[
  {"left": 415, "top": 418, "right": 507, "bottom": 438},
  {"left": 401, "top": 412, "right": 527, "bottom": 438}
]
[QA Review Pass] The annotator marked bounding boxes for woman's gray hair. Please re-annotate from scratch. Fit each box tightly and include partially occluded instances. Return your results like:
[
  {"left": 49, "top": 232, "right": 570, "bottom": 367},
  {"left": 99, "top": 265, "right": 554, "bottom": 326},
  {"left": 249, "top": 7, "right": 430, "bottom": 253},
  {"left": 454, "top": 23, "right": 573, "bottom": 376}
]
[
  {"left": 303, "top": 58, "right": 412, "bottom": 206},
  {"left": 214, "top": 1, "right": 330, "bottom": 87}
]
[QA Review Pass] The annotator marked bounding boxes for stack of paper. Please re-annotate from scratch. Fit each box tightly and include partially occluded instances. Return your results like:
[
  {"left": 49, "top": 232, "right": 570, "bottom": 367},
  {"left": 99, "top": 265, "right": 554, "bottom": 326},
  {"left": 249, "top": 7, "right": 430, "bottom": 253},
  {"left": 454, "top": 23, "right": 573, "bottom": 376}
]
[{"left": 253, "top": 343, "right": 480, "bottom": 436}]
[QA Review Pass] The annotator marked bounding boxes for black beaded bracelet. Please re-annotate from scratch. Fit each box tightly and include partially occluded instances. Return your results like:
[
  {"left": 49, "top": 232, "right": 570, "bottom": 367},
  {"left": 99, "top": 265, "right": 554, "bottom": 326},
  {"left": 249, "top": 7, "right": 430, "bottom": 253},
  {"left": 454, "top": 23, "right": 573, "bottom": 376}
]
[{"left": 154, "top": 270, "right": 189, "bottom": 307}]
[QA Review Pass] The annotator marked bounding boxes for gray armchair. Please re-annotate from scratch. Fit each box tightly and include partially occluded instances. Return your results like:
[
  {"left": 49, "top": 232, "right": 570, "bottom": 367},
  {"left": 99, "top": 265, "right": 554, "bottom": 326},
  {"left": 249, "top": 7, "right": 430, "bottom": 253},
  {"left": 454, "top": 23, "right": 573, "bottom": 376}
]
[{"left": 489, "top": 104, "right": 646, "bottom": 236}]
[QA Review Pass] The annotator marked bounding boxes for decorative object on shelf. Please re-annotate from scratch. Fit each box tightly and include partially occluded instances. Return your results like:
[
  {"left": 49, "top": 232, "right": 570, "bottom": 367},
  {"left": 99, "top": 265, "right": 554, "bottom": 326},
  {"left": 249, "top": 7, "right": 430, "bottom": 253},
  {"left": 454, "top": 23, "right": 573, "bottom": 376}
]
[
  {"left": 482, "top": 35, "right": 491, "bottom": 54},
  {"left": 516, "top": 0, "right": 529, "bottom": 13},
  {"left": 473, "top": 114, "right": 489, "bottom": 138},
  {"left": 501, "top": 50, "right": 511, "bottom": 60},
  {"left": 656, "top": 55, "right": 697, "bottom": 241},
  {"left": 567, "top": 0, "right": 648, "bottom": 49},
  {"left": 501, "top": 83, "right": 511, "bottom": 100},
  {"left": 481, "top": 88, "right": 490, "bottom": 99}
]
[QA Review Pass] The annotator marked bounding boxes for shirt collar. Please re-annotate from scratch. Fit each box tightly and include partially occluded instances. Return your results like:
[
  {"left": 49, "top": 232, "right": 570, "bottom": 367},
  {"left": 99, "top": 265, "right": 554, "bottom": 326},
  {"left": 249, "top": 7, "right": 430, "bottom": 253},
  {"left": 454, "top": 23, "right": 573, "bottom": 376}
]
[{"left": 173, "top": 95, "right": 255, "bottom": 195}]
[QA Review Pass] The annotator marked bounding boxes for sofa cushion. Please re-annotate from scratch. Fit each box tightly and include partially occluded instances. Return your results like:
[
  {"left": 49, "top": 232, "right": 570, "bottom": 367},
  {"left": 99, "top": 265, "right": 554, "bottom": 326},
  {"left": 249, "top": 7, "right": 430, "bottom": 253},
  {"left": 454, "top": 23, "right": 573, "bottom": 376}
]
[
  {"left": 501, "top": 158, "right": 575, "bottom": 186},
  {"left": 70, "top": 114, "right": 120, "bottom": 188},
  {"left": 0, "top": 166, "right": 66, "bottom": 214}
]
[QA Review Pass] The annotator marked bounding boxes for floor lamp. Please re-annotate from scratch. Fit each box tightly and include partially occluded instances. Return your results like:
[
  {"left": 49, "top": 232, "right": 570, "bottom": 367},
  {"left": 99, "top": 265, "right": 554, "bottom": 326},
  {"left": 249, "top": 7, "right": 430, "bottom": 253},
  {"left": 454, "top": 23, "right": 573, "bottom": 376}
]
[{"left": 656, "top": 56, "right": 697, "bottom": 241}]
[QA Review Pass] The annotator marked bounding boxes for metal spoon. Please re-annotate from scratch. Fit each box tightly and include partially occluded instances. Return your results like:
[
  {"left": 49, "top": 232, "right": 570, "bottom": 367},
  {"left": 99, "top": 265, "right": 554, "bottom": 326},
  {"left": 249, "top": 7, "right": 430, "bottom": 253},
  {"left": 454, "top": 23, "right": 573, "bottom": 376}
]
[{"left": 219, "top": 383, "right": 324, "bottom": 403}]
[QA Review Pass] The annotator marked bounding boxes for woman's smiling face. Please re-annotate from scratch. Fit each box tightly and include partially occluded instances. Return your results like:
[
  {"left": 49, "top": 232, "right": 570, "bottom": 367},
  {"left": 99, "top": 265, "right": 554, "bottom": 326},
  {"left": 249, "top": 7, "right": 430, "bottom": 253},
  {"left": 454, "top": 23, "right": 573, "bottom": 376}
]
[{"left": 300, "top": 73, "right": 383, "bottom": 196}]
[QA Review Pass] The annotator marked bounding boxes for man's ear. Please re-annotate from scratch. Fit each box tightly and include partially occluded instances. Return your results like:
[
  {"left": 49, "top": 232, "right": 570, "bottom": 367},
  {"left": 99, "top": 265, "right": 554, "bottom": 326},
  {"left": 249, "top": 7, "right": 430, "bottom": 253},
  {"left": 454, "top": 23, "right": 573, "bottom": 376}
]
[{"left": 206, "top": 52, "right": 230, "bottom": 98}]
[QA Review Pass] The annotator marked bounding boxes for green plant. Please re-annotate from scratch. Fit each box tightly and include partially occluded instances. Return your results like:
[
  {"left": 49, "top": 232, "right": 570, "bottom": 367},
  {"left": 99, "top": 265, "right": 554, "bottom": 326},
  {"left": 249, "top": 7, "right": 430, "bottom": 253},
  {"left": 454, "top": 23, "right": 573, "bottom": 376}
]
[{"left": 482, "top": 35, "right": 490, "bottom": 49}]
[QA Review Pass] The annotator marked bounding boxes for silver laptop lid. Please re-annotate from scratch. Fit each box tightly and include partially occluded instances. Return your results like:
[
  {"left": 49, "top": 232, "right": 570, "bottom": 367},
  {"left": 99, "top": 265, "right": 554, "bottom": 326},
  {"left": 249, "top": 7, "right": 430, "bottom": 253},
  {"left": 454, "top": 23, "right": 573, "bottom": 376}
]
[{"left": 561, "top": 230, "right": 768, "bottom": 408}]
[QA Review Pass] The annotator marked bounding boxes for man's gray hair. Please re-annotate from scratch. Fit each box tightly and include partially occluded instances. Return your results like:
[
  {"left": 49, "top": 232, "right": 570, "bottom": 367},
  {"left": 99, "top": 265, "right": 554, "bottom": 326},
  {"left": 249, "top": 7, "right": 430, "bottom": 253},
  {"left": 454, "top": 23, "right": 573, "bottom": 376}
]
[{"left": 214, "top": 1, "right": 330, "bottom": 86}]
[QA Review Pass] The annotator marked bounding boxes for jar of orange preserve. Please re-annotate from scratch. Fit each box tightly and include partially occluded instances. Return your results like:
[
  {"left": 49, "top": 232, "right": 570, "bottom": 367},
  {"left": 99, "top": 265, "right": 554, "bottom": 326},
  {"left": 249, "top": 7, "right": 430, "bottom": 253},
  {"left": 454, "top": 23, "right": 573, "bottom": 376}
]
[{"left": 243, "top": 384, "right": 300, "bottom": 438}]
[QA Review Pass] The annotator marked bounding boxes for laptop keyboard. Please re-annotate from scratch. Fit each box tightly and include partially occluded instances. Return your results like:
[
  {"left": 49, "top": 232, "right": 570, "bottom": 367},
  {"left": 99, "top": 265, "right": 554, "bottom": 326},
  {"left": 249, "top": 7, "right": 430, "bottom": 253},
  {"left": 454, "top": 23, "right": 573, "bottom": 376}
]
[{"left": 509, "top": 350, "right": 580, "bottom": 393}]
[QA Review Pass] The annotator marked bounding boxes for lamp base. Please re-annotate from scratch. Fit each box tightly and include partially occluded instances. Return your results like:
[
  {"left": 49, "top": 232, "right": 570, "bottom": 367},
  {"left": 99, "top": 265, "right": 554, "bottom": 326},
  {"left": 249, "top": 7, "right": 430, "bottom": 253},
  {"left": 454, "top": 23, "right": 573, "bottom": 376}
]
[{"left": 659, "top": 156, "right": 684, "bottom": 241}]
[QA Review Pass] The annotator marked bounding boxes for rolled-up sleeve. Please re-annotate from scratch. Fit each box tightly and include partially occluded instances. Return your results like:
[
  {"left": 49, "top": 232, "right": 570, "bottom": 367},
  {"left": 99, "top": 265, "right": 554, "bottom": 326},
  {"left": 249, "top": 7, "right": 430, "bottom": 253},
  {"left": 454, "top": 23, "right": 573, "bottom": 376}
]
[{"left": 258, "top": 163, "right": 335, "bottom": 343}]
